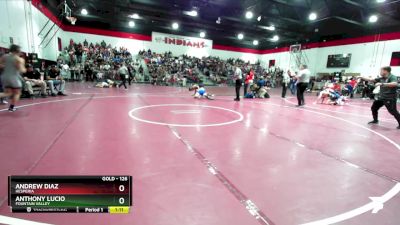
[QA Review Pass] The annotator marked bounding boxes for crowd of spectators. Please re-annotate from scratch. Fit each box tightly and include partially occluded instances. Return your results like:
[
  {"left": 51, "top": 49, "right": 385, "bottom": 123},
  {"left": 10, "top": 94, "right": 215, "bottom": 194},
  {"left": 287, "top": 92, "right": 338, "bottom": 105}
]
[
  {"left": 20, "top": 39, "right": 289, "bottom": 97},
  {"left": 139, "top": 49, "right": 285, "bottom": 87},
  {"left": 56, "top": 39, "right": 145, "bottom": 82},
  {"left": 22, "top": 64, "right": 67, "bottom": 98}
]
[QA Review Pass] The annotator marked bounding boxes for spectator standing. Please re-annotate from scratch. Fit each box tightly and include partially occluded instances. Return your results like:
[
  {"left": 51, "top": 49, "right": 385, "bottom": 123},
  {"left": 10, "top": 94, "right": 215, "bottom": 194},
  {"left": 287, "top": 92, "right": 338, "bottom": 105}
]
[
  {"left": 244, "top": 68, "right": 254, "bottom": 97},
  {"left": 128, "top": 65, "right": 136, "bottom": 85},
  {"left": 118, "top": 63, "right": 129, "bottom": 89},
  {"left": 84, "top": 62, "right": 93, "bottom": 81},
  {"left": 289, "top": 74, "right": 297, "bottom": 95},
  {"left": 348, "top": 78, "right": 358, "bottom": 98},
  {"left": 282, "top": 70, "right": 290, "bottom": 98}
]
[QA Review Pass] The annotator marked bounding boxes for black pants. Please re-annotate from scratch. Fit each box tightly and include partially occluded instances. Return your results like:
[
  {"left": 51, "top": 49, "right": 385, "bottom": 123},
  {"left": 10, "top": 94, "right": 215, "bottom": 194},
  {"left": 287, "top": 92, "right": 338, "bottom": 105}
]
[
  {"left": 85, "top": 71, "right": 93, "bottom": 81},
  {"left": 282, "top": 83, "right": 288, "bottom": 98},
  {"left": 235, "top": 79, "right": 242, "bottom": 100},
  {"left": 119, "top": 74, "right": 127, "bottom": 89},
  {"left": 371, "top": 99, "right": 400, "bottom": 125},
  {"left": 362, "top": 86, "right": 373, "bottom": 99},
  {"left": 296, "top": 82, "right": 308, "bottom": 106},
  {"left": 128, "top": 74, "right": 134, "bottom": 85}
]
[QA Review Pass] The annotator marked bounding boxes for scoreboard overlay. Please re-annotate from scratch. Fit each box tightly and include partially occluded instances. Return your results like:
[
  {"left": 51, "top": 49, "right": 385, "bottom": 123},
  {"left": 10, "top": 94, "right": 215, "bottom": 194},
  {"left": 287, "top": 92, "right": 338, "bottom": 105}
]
[{"left": 8, "top": 176, "right": 132, "bottom": 214}]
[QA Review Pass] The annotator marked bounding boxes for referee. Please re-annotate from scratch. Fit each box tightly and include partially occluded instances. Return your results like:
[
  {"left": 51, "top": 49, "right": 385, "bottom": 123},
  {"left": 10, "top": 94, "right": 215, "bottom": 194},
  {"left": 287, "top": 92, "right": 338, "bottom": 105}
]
[
  {"left": 233, "top": 65, "right": 243, "bottom": 101},
  {"left": 294, "top": 64, "right": 311, "bottom": 107},
  {"left": 360, "top": 66, "right": 400, "bottom": 129}
]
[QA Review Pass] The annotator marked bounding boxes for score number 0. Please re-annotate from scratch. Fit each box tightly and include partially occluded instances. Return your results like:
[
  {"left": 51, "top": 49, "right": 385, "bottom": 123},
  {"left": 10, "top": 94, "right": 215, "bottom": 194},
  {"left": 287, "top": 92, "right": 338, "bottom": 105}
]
[{"left": 118, "top": 184, "right": 125, "bottom": 205}]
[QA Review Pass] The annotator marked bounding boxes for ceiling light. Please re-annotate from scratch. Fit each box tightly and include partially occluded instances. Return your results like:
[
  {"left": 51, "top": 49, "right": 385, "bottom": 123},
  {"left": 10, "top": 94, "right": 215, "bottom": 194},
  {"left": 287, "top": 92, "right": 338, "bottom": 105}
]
[
  {"left": 309, "top": 12, "right": 317, "bottom": 21},
  {"left": 128, "top": 21, "right": 135, "bottom": 27},
  {"left": 253, "top": 40, "right": 259, "bottom": 45},
  {"left": 257, "top": 16, "right": 261, "bottom": 21},
  {"left": 172, "top": 22, "right": 179, "bottom": 30},
  {"left": 187, "top": 10, "right": 198, "bottom": 17},
  {"left": 376, "top": 0, "right": 386, "bottom": 2},
  {"left": 271, "top": 35, "right": 279, "bottom": 42},
  {"left": 245, "top": 11, "right": 253, "bottom": 19},
  {"left": 129, "top": 13, "right": 140, "bottom": 19},
  {"left": 199, "top": 31, "right": 206, "bottom": 38},
  {"left": 81, "top": 9, "right": 88, "bottom": 15},
  {"left": 260, "top": 25, "right": 275, "bottom": 31},
  {"left": 369, "top": 15, "right": 378, "bottom": 23},
  {"left": 238, "top": 33, "right": 244, "bottom": 40}
]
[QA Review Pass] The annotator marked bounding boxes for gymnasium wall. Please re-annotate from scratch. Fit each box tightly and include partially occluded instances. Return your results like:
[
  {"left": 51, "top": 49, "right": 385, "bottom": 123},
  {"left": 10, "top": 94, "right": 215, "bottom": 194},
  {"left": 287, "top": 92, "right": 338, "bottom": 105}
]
[
  {"left": 0, "top": 0, "right": 61, "bottom": 60},
  {"left": 260, "top": 38, "right": 400, "bottom": 76},
  {"left": 309, "top": 39, "right": 400, "bottom": 75}
]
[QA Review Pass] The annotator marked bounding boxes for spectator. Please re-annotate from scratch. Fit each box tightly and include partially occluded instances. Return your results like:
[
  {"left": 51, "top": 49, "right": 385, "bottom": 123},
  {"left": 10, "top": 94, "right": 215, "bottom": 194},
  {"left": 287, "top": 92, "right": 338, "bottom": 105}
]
[
  {"left": 46, "top": 65, "right": 67, "bottom": 96},
  {"left": 348, "top": 78, "right": 358, "bottom": 98},
  {"left": 282, "top": 70, "right": 290, "bottom": 98},
  {"left": 23, "top": 64, "right": 47, "bottom": 98},
  {"left": 117, "top": 63, "right": 129, "bottom": 89},
  {"left": 84, "top": 62, "right": 93, "bottom": 81},
  {"left": 244, "top": 68, "right": 254, "bottom": 97}
]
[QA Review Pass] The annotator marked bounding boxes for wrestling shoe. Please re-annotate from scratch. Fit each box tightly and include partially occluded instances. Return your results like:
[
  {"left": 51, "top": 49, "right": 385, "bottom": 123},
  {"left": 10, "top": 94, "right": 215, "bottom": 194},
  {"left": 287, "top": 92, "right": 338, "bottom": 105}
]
[{"left": 368, "top": 120, "right": 379, "bottom": 125}]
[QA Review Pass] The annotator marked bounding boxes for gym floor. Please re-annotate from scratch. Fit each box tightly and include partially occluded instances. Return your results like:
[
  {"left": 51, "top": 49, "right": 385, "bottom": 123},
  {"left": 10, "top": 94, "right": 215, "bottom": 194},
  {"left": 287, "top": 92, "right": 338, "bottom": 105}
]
[{"left": 0, "top": 83, "right": 399, "bottom": 225}]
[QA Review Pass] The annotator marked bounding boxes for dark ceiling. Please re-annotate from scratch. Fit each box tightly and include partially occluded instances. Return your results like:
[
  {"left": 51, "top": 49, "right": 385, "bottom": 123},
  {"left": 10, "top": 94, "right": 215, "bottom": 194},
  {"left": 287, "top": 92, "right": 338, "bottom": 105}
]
[{"left": 41, "top": 0, "right": 400, "bottom": 50}]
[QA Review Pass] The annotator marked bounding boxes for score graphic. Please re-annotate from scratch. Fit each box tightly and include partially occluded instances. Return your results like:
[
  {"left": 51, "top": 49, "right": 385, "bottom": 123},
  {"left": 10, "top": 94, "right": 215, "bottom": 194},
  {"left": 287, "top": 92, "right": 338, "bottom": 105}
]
[{"left": 8, "top": 176, "right": 132, "bottom": 213}]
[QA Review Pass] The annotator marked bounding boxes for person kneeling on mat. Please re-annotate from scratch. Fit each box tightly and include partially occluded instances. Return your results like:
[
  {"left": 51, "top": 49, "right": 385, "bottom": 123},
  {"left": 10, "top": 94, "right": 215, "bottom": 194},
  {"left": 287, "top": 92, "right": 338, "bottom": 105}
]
[{"left": 189, "top": 84, "right": 215, "bottom": 100}]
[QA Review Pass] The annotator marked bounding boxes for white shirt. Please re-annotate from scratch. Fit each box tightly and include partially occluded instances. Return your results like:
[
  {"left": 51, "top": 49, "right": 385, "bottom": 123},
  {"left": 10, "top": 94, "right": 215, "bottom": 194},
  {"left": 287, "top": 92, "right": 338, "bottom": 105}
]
[
  {"left": 103, "top": 64, "right": 111, "bottom": 71},
  {"left": 283, "top": 72, "right": 290, "bottom": 84},
  {"left": 118, "top": 66, "right": 128, "bottom": 75},
  {"left": 234, "top": 67, "right": 243, "bottom": 80},
  {"left": 62, "top": 64, "right": 69, "bottom": 71},
  {"left": 296, "top": 69, "right": 311, "bottom": 83}
]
